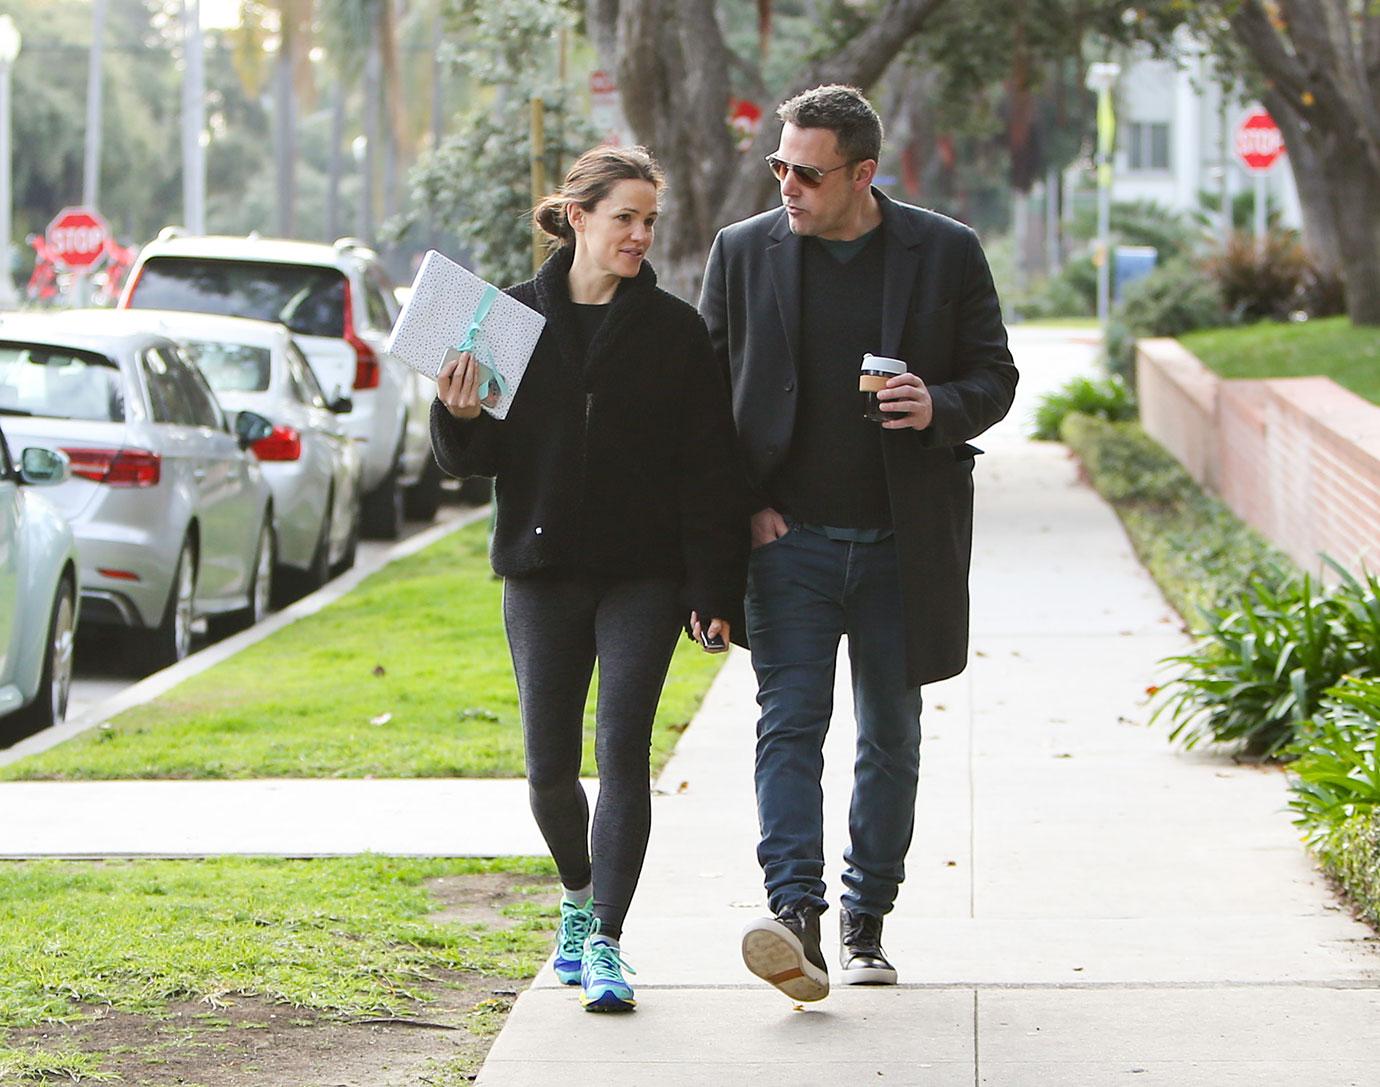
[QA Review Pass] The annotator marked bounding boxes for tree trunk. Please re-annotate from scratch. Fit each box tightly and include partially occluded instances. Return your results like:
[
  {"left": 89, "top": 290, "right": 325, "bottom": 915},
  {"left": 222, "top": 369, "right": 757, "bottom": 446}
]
[
  {"left": 586, "top": 0, "right": 949, "bottom": 300},
  {"left": 1228, "top": 0, "right": 1380, "bottom": 324},
  {"left": 1261, "top": 88, "right": 1341, "bottom": 280},
  {"left": 1323, "top": 140, "right": 1380, "bottom": 324}
]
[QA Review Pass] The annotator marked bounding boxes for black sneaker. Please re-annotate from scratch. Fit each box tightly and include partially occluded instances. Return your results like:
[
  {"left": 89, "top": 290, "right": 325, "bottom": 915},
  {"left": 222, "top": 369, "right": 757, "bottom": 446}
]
[
  {"left": 741, "top": 902, "right": 830, "bottom": 1001},
  {"left": 839, "top": 908, "right": 898, "bottom": 985}
]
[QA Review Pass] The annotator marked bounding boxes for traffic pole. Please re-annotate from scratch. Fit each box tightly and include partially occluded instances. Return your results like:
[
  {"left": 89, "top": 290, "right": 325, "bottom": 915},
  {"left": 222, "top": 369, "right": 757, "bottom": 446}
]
[
  {"left": 531, "top": 97, "right": 546, "bottom": 277},
  {"left": 1254, "top": 172, "right": 1267, "bottom": 252}
]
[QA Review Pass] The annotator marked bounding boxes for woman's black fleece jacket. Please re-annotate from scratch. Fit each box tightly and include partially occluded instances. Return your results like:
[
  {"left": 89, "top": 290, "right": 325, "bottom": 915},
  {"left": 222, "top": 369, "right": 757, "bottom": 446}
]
[{"left": 429, "top": 247, "right": 749, "bottom": 628}]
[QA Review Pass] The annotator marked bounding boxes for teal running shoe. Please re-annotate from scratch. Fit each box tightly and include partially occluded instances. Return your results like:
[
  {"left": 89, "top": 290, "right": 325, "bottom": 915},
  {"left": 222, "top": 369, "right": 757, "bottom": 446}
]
[
  {"left": 552, "top": 896, "right": 594, "bottom": 985},
  {"left": 580, "top": 928, "right": 636, "bottom": 1012}
]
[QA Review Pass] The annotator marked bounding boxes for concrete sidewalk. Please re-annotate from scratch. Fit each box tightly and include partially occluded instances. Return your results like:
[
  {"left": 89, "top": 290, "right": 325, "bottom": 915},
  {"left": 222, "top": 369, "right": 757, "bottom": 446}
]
[{"left": 476, "top": 329, "right": 1380, "bottom": 1085}]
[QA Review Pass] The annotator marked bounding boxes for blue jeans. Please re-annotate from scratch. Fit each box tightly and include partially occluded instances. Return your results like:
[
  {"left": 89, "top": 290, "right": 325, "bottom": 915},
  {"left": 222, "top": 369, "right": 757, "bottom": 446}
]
[{"left": 745, "top": 524, "right": 923, "bottom": 917}]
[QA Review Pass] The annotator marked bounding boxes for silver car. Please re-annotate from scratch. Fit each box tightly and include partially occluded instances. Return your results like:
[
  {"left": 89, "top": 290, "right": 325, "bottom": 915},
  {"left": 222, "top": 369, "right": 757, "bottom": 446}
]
[
  {"left": 0, "top": 310, "right": 276, "bottom": 668},
  {"left": 0, "top": 426, "right": 78, "bottom": 730},
  {"left": 120, "top": 234, "right": 440, "bottom": 539},
  {"left": 135, "top": 312, "right": 363, "bottom": 593}
]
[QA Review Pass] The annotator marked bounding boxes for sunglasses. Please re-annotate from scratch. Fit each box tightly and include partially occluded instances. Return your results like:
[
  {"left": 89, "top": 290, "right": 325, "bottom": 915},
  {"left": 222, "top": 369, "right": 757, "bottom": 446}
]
[{"left": 764, "top": 154, "right": 855, "bottom": 187}]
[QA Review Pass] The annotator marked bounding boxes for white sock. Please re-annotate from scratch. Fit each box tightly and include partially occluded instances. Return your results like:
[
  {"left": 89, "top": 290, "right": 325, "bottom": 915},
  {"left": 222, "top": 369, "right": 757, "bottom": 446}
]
[
  {"left": 591, "top": 933, "right": 619, "bottom": 949},
  {"left": 562, "top": 883, "right": 593, "bottom": 906}
]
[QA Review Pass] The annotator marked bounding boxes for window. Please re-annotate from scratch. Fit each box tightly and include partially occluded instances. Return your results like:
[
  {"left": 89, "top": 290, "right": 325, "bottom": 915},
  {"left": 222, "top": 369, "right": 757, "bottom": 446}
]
[
  {"left": 141, "top": 348, "right": 196, "bottom": 425},
  {"left": 286, "top": 341, "right": 328, "bottom": 409},
  {"left": 363, "top": 279, "right": 393, "bottom": 331},
  {"left": 0, "top": 342, "right": 126, "bottom": 422},
  {"left": 127, "top": 258, "right": 347, "bottom": 338},
  {"left": 1127, "top": 122, "right": 1170, "bottom": 171},
  {"left": 169, "top": 349, "right": 227, "bottom": 430},
  {"left": 183, "top": 340, "right": 272, "bottom": 393}
]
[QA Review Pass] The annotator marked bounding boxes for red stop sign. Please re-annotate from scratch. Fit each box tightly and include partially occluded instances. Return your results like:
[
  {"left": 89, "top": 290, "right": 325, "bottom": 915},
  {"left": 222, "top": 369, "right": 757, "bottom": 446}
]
[
  {"left": 1235, "top": 111, "right": 1286, "bottom": 173},
  {"left": 46, "top": 207, "right": 111, "bottom": 271}
]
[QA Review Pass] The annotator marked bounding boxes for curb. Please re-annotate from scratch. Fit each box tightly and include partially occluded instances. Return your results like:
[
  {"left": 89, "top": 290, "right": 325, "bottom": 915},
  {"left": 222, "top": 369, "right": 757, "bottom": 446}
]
[{"left": 0, "top": 505, "right": 492, "bottom": 768}]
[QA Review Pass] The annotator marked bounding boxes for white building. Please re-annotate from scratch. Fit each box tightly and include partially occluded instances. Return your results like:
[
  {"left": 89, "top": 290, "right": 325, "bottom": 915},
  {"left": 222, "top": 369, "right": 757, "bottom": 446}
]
[{"left": 1109, "top": 34, "right": 1300, "bottom": 231}]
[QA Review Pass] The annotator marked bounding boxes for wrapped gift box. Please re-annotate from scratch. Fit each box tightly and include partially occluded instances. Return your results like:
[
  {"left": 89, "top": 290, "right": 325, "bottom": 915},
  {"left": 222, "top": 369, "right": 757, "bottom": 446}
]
[{"left": 385, "top": 249, "right": 545, "bottom": 420}]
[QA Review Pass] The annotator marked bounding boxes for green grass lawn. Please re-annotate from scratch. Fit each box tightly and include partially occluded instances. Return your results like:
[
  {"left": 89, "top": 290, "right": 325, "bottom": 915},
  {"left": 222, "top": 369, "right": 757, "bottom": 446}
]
[
  {"left": 0, "top": 855, "right": 557, "bottom": 1080},
  {"left": 1015, "top": 315, "right": 1101, "bottom": 330},
  {"left": 1181, "top": 316, "right": 1380, "bottom": 405},
  {"left": 3, "top": 521, "right": 728, "bottom": 780}
]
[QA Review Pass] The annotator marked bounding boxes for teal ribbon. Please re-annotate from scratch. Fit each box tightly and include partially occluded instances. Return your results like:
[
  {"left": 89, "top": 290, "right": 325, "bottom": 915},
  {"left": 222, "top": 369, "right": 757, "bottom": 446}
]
[{"left": 455, "top": 284, "right": 510, "bottom": 402}]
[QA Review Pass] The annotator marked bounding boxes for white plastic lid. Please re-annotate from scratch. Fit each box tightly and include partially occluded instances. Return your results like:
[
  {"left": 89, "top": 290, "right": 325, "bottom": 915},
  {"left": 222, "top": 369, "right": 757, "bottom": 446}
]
[{"left": 861, "top": 353, "right": 906, "bottom": 375}]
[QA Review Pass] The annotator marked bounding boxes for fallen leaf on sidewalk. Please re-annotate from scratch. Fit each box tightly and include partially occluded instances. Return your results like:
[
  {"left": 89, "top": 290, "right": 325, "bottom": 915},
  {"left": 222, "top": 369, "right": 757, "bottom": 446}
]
[
  {"left": 676, "top": 781, "right": 689, "bottom": 794},
  {"left": 1054, "top": 753, "right": 1073, "bottom": 759},
  {"left": 945, "top": 860, "right": 957, "bottom": 867},
  {"left": 370, "top": 712, "right": 393, "bottom": 726}
]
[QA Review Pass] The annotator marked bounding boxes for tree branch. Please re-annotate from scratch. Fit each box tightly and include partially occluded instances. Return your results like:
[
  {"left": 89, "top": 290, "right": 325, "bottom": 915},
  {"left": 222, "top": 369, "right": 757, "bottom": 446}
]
[{"left": 712, "top": 0, "right": 952, "bottom": 228}]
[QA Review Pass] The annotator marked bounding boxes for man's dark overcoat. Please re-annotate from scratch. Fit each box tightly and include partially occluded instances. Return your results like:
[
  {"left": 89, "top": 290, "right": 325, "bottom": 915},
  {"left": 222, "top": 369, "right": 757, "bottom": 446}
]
[{"left": 699, "top": 190, "right": 1018, "bottom": 687}]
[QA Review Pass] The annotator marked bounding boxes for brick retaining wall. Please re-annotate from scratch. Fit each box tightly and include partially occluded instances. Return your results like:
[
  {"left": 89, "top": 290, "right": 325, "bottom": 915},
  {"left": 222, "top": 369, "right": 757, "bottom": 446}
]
[{"left": 1137, "top": 338, "right": 1380, "bottom": 575}]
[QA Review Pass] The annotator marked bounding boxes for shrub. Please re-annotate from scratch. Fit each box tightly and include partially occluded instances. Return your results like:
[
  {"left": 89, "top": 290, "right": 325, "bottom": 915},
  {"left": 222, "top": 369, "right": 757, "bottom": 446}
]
[
  {"left": 1018, "top": 256, "right": 1096, "bottom": 320},
  {"left": 1288, "top": 676, "right": 1380, "bottom": 847},
  {"left": 1154, "top": 565, "right": 1380, "bottom": 758},
  {"left": 1296, "top": 260, "right": 1348, "bottom": 319},
  {"left": 1059, "top": 415, "right": 1291, "bottom": 620},
  {"left": 1104, "top": 319, "right": 1138, "bottom": 385},
  {"left": 1118, "top": 257, "right": 1229, "bottom": 337},
  {"left": 1031, "top": 375, "right": 1135, "bottom": 441},
  {"left": 1206, "top": 230, "right": 1313, "bottom": 322},
  {"left": 1070, "top": 199, "right": 1201, "bottom": 264}
]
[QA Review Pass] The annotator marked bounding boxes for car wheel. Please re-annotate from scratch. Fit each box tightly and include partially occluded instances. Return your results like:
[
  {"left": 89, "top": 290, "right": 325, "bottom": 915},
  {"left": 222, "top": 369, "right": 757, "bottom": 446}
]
[
  {"left": 144, "top": 537, "right": 197, "bottom": 670},
  {"left": 214, "top": 518, "right": 275, "bottom": 636},
  {"left": 333, "top": 502, "right": 360, "bottom": 576},
  {"left": 249, "top": 519, "right": 275, "bottom": 624},
  {"left": 12, "top": 576, "right": 76, "bottom": 731},
  {"left": 404, "top": 451, "right": 444, "bottom": 522},
  {"left": 361, "top": 456, "right": 404, "bottom": 540},
  {"left": 304, "top": 493, "right": 334, "bottom": 593}
]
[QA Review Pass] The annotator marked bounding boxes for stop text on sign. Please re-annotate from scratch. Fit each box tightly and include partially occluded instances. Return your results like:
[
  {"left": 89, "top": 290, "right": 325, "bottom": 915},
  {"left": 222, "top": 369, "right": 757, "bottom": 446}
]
[
  {"left": 1235, "top": 111, "right": 1286, "bottom": 173},
  {"left": 49, "top": 224, "right": 106, "bottom": 254},
  {"left": 45, "top": 206, "right": 112, "bottom": 271}
]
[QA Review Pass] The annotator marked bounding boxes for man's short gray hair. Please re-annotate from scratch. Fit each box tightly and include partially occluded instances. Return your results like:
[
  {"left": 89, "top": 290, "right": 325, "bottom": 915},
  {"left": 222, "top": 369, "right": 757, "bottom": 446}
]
[{"left": 776, "top": 85, "right": 883, "bottom": 164}]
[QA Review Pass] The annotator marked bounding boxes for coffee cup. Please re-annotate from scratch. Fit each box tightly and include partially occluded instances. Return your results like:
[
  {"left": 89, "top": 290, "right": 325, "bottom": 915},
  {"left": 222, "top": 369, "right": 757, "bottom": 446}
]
[{"left": 860, "top": 354, "right": 907, "bottom": 422}]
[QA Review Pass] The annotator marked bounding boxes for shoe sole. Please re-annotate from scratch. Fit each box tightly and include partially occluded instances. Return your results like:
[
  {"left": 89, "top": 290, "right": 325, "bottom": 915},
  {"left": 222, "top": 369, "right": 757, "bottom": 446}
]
[
  {"left": 553, "top": 962, "right": 581, "bottom": 985},
  {"left": 841, "top": 963, "right": 898, "bottom": 985},
  {"left": 741, "top": 920, "right": 830, "bottom": 1002},
  {"left": 581, "top": 990, "right": 636, "bottom": 1012}
]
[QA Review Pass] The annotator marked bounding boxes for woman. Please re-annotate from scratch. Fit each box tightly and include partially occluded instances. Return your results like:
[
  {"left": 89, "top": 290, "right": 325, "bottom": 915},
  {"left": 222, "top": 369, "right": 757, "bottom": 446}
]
[{"left": 431, "top": 146, "right": 746, "bottom": 1013}]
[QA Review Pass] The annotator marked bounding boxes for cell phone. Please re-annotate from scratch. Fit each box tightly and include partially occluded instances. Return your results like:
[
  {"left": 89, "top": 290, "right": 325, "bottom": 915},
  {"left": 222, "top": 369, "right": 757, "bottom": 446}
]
[{"left": 698, "top": 630, "right": 727, "bottom": 652}]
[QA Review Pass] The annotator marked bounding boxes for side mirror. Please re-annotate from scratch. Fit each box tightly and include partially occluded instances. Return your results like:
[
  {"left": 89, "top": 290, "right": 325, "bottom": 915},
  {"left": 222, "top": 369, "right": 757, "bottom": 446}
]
[
  {"left": 328, "top": 393, "right": 353, "bottom": 414},
  {"left": 19, "top": 447, "right": 70, "bottom": 486},
  {"left": 234, "top": 410, "right": 275, "bottom": 450}
]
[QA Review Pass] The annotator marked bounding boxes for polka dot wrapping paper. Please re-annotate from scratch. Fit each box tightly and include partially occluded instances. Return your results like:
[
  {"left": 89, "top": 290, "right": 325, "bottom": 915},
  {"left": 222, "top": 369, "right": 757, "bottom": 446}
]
[{"left": 385, "top": 249, "right": 546, "bottom": 419}]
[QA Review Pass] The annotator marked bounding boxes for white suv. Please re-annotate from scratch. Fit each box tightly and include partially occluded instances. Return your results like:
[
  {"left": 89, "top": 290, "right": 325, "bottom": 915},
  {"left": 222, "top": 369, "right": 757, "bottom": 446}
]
[{"left": 120, "top": 232, "right": 441, "bottom": 538}]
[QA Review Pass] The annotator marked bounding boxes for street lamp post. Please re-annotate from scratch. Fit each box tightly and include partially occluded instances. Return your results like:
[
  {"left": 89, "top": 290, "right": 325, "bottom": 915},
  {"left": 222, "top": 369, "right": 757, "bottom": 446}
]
[
  {"left": 351, "top": 135, "right": 370, "bottom": 243},
  {"left": 1086, "top": 61, "right": 1120, "bottom": 334},
  {"left": 0, "top": 15, "right": 21, "bottom": 311}
]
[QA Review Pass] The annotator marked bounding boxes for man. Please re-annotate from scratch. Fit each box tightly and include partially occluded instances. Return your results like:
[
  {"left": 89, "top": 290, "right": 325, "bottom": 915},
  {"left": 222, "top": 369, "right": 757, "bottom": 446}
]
[{"left": 699, "top": 85, "right": 1017, "bottom": 1001}]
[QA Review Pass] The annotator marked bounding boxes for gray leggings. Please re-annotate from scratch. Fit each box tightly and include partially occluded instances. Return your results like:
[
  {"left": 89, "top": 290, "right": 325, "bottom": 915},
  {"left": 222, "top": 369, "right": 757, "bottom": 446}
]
[{"left": 503, "top": 573, "right": 682, "bottom": 940}]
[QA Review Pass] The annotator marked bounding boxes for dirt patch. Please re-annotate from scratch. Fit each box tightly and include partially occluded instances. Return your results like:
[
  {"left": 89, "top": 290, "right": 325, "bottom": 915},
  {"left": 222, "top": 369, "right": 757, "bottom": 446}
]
[
  {"left": 423, "top": 871, "right": 532, "bottom": 930},
  {"left": 5, "top": 872, "right": 558, "bottom": 1086}
]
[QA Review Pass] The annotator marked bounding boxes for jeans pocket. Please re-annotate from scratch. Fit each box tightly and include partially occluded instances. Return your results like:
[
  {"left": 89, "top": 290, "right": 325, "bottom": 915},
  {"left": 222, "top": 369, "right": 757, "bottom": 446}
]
[{"left": 750, "top": 526, "right": 794, "bottom": 556}]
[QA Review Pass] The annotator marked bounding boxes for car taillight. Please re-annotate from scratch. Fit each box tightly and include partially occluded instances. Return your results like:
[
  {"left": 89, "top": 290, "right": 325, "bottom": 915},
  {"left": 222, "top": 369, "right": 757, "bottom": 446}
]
[
  {"left": 117, "top": 265, "right": 144, "bottom": 308},
  {"left": 251, "top": 425, "right": 302, "bottom": 462},
  {"left": 342, "top": 281, "right": 381, "bottom": 390},
  {"left": 61, "top": 448, "right": 161, "bottom": 487}
]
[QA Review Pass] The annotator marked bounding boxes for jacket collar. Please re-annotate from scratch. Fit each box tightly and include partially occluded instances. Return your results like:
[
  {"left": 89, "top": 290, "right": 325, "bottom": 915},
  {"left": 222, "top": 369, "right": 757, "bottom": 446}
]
[
  {"left": 766, "top": 189, "right": 927, "bottom": 363},
  {"left": 534, "top": 244, "right": 657, "bottom": 384}
]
